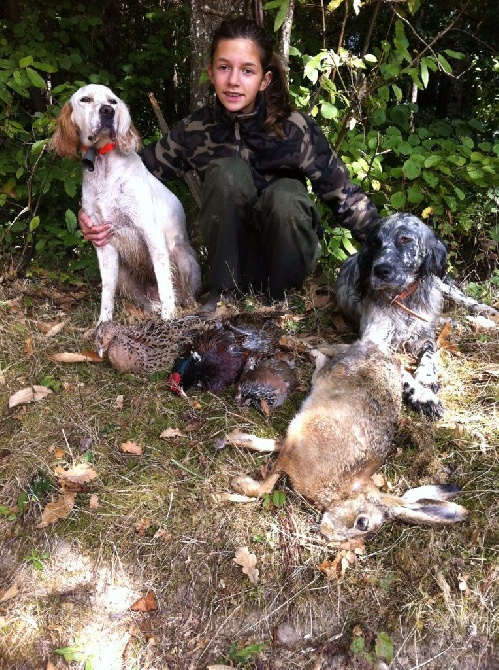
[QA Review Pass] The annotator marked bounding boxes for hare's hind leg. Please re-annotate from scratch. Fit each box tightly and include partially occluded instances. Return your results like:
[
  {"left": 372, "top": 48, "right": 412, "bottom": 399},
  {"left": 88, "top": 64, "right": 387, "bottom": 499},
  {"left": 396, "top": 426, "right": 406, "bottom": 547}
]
[{"left": 231, "top": 472, "right": 281, "bottom": 497}]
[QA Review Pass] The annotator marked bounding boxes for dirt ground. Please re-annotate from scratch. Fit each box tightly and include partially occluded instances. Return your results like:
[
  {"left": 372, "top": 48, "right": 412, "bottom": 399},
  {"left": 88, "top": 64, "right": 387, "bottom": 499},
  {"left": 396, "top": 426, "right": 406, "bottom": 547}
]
[{"left": 0, "top": 276, "right": 497, "bottom": 670}]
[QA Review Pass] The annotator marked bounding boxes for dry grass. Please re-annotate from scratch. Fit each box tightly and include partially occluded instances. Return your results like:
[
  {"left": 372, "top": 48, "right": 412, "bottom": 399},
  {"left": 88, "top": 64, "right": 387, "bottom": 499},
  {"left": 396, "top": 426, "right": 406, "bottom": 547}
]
[{"left": 0, "top": 276, "right": 497, "bottom": 670}]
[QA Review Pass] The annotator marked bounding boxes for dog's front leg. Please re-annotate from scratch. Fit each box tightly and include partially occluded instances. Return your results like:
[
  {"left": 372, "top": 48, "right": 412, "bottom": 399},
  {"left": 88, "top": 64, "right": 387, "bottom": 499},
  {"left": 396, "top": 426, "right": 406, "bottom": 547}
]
[
  {"left": 141, "top": 230, "right": 176, "bottom": 320},
  {"left": 402, "top": 344, "right": 443, "bottom": 420},
  {"left": 96, "top": 244, "right": 120, "bottom": 323}
]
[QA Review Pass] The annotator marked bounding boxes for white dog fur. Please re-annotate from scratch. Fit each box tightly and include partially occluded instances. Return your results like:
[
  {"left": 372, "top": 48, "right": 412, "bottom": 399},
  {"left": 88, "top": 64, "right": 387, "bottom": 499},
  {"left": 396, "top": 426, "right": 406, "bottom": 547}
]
[{"left": 51, "top": 84, "right": 201, "bottom": 323}]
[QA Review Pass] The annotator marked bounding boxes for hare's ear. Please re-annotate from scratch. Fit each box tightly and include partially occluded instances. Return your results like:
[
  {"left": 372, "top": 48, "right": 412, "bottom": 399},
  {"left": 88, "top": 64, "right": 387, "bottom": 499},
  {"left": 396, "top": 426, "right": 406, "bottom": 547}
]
[{"left": 387, "top": 484, "right": 468, "bottom": 526}]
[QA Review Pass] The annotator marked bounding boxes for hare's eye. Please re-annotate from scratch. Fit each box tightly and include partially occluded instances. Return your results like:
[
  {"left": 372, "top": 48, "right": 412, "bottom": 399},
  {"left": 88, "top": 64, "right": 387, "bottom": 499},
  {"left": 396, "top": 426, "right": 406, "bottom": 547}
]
[{"left": 354, "top": 515, "right": 370, "bottom": 532}]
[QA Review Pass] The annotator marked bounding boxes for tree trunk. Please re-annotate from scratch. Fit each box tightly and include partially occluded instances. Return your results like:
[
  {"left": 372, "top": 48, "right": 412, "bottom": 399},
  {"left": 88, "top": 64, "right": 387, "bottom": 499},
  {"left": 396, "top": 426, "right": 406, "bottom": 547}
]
[{"left": 278, "top": 0, "right": 295, "bottom": 72}]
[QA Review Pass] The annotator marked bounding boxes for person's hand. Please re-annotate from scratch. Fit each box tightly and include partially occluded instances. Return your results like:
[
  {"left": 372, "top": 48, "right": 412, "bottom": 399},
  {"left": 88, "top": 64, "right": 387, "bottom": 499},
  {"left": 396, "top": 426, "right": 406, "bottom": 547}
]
[{"left": 78, "top": 209, "right": 113, "bottom": 247}]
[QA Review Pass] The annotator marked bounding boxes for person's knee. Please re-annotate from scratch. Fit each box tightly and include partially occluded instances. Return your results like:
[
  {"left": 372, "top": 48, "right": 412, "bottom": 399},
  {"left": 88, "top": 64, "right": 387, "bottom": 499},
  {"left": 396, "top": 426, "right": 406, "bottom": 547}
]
[
  {"left": 261, "top": 178, "right": 314, "bottom": 220},
  {"left": 204, "top": 158, "right": 254, "bottom": 198}
]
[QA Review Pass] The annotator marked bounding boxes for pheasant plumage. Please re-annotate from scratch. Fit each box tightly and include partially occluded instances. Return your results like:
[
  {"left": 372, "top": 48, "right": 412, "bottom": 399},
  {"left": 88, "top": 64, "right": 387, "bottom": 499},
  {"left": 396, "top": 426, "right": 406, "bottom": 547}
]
[
  {"left": 94, "top": 317, "right": 205, "bottom": 374},
  {"left": 167, "top": 314, "right": 283, "bottom": 396},
  {"left": 234, "top": 354, "right": 297, "bottom": 411},
  {"left": 94, "top": 314, "right": 286, "bottom": 400}
]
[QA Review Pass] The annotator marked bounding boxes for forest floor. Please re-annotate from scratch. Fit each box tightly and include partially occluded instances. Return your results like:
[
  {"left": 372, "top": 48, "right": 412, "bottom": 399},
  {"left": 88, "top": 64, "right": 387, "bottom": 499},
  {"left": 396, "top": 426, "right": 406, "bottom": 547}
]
[{"left": 0, "top": 272, "right": 497, "bottom": 670}]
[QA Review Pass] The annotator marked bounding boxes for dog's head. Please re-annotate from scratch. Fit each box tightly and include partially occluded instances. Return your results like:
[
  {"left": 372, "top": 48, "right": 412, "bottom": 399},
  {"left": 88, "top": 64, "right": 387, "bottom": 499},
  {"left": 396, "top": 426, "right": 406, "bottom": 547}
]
[
  {"left": 50, "top": 84, "right": 141, "bottom": 159},
  {"left": 357, "top": 213, "right": 447, "bottom": 295}
]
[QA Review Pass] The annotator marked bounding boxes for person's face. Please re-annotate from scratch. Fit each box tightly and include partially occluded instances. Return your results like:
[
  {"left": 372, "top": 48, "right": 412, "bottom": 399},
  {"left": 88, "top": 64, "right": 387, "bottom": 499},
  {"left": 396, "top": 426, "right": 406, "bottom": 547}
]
[{"left": 208, "top": 38, "right": 272, "bottom": 114}]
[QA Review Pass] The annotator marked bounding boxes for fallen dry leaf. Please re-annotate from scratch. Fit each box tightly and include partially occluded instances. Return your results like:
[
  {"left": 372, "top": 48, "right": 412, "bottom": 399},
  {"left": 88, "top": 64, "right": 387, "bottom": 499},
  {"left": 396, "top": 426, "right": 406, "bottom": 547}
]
[
  {"left": 113, "top": 394, "right": 124, "bottom": 410},
  {"left": 55, "top": 462, "right": 98, "bottom": 485},
  {"left": 130, "top": 590, "right": 157, "bottom": 612},
  {"left": 233, "top": 546, "right": 259, "bottom": 585},
  {"left": 45, "top": 320, "right": 70, "bottom": 337},
  {"left": 318, "top": 539, "right": 365, "bottom": 580},
  {"left": 160, "top": 428, "right": 187, "bottom": 439},
  {"left": 120, "top": 440, "right": 143, "bottom": 455},
  {"left": 37, "top": 491, "right": 77, "bottom": 528},
  {"left": 25, "top": 336, "right": 34, "bottom": 357},
  {"left": 0, "top": 581, "right": 19, "bottom": 603},
  {"left": 8, "top": 385, "right": 53, "bottom": 409},
  {"left": 46, "top": 661, "right": 58, "bottom": 670},
  {"left": 89, "top": 494, "right": 100, "bottom": 510},
  {"left": 152, "top": 528, "right": 172, "bottom": 541},
  {"left": 135, "top": 517, "right": 152, "bottom": 535},
  {"left": 49, "top": 350, "right": 103, "bottom": 363}
]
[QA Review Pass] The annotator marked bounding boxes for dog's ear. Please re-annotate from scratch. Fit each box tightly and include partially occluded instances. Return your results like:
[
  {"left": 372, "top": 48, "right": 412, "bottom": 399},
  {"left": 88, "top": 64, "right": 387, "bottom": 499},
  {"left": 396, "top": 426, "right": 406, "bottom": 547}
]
[
  {"left": 355, "top": 226, "right": 379, "bottom": 295},
  {"left": 115, "top": 101, "right": 142, "bottom": 154},
  {"left": 50, "top": 102, "right": 80, "bottom": 158},
  {"left": 424, "top": 237, "right": 447, "bottom": 278}
]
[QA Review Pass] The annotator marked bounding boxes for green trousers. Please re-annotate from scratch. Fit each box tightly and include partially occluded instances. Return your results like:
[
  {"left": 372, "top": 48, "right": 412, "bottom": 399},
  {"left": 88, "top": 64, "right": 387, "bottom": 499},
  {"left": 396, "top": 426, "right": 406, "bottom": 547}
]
[{"left": 199, "top": 158, "right": 322, "bottom": 300}]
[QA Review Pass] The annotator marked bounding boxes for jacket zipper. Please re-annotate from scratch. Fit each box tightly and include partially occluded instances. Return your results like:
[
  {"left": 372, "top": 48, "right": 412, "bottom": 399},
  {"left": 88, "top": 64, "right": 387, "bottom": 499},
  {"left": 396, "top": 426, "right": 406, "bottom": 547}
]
[{"left": 234, "top": 121, "right": 242, "bottom": 157}]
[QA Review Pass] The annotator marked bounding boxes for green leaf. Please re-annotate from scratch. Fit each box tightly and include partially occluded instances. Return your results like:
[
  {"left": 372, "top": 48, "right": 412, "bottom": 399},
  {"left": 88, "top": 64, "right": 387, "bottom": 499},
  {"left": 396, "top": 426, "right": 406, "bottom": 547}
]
[
  {"left": 444, "top": 49, "right": 465, "bottom": 60},
  {"left": 29, "top": 216, "right": 40, "bottom": 232},
  {"left": 320, "top": 101, "right": 338, "bottom": 119},
  {"left": 375, "top": 632, "right": 394, "bottom": 663},
  {"left": 422, "top": 170, "right": 439, "bottom": 188},
  {"left": 407, "top": 184, "right": 424, "bottom": 203},
  {"left": 55, "top": 646, "right": 87, "bottom": 662},
  {"left": 273, "top": 0, "right": 290, "bottom": 31},
  {"left": 350, "top": 636, "right": 365, "bottom": 654},
  {"left": 437, "top": 53, "right": 452, "bottom": 74},
  {"left": 65, "top": 209, "right": 78, "bottom": 234},
  {"left": 420, "top": 59, "right": 429, "bottom": 88},
  {"left": 390, "top": 191, "right": 405, "bottom": 209},
  {"left": 424, "top": 155, "right": 441, "bottom": 168},
  {"left": 19, "top": 55, "right": 34, "bottom": 68},
  {"left": 403, "top": 159, "right": 421, "bottom": 179},
  {"left": 26, "top": 67, "right": 46, "bottom": 88},
  {"left": 64, "top": 180, "right": 78, "bottom": 198},
  {"left": 391, "top": 84, "right": 403, "bottom": 102}
]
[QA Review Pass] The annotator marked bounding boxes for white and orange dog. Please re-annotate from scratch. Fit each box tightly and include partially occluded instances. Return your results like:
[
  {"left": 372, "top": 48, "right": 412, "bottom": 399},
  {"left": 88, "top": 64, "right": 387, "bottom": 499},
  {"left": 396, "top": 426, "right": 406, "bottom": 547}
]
[{"left": 51, "top": 84, "right": 201, "bottom": 323}]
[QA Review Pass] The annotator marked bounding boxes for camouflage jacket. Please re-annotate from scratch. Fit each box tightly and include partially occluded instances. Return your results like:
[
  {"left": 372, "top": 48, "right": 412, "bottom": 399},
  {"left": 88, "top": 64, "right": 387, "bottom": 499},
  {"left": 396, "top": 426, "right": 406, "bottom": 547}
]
[{"left": 141, "top": 97, "right": 381, "bottom": 241}]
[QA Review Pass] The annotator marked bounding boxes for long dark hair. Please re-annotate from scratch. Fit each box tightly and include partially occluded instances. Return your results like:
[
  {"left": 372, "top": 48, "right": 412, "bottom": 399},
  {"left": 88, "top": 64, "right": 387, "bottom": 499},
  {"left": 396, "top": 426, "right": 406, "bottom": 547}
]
[{"left": 209, "top": 17, "right": 294, "bottom": 134}]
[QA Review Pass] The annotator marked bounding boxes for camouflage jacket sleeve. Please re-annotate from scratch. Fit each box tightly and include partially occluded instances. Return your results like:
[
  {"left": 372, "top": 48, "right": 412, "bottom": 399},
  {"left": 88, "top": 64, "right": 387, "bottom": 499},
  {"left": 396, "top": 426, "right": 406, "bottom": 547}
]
[
  {"left": 295, "top": 112, "right": 381, "bottom": 242},
  {"left": 141, "top": 119, "right": 191, "bottom": 183}
]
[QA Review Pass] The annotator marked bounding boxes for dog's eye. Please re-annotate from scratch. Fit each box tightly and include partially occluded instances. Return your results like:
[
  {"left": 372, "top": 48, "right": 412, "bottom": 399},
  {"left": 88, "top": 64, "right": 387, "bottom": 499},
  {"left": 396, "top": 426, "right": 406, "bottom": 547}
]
[
  {"left": 80, "top": 96, "right": 92, "bottom": 103},
  {"left": 399, "top": 235, "right": 413, "bottom": 244},
  {"left": 354, "top": 515, "right": 370, "bottom": 532},
  {"left": 109, "top": 99, "right": 118, "bottom": 105}
]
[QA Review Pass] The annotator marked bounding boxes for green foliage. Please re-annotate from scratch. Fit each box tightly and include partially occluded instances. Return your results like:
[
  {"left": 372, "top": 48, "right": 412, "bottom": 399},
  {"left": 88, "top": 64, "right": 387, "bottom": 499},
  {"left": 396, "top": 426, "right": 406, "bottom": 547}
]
[
  {"left": 55, "top": 638, "right": 95, "bottom": 669},
  {"left": 23, "top": 549, "right": 50, "bottom": 570},
  {"left": 287, "top": 10, "right": 498, "bottom": 271},
  {"left": 261, "top": 489, "right": 287, "bottom": 510},
  {"left": 350, "top": 630, "right": 395, "bottom": 665},
  {"left": 226, "top": 641, "right": 266, "bottom": 666}
]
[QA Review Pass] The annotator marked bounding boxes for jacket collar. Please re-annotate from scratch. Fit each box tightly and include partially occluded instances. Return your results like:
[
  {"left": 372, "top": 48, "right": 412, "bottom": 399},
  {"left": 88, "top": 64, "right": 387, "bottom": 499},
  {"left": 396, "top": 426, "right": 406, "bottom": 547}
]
[{"left": 213, "top": 94, "right": 266, "bottom": 128}]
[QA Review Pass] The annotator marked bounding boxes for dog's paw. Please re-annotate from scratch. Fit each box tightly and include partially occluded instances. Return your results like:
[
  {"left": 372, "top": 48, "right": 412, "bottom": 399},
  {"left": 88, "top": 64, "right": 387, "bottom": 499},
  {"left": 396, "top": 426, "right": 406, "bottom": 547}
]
[{"left": 403, "top": 380, "right": 444, "bottom": 420}]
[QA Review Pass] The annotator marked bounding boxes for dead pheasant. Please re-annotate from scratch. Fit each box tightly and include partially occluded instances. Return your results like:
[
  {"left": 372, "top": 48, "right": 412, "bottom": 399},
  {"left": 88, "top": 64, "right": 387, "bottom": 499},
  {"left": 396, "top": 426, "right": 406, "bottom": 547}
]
[
  {"left": 167, "top": 315, "right": 283, "bottom": 396},
  {"left": 94, "top": 317, "right": 205, "bottom": 374},
  {"left": 94, "top": 315, "right": 286, "bottom": 402}
]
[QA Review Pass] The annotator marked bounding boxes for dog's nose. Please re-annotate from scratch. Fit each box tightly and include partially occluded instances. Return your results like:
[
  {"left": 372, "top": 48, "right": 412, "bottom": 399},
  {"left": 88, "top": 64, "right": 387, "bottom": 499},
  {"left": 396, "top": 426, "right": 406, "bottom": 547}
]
[
  {"left": 372, "top": 263, "right": 395, "bottom": 281},
  {"left": 99, "top": 104, "right": 115, "bottom": 118}
]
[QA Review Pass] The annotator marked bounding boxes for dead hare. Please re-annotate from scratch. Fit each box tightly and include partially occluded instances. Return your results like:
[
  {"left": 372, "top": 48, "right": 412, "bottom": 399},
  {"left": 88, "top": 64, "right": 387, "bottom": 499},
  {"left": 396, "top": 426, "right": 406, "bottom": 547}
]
[{"left": 229, "top": 339, "right": 468, "bottom": 542}]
